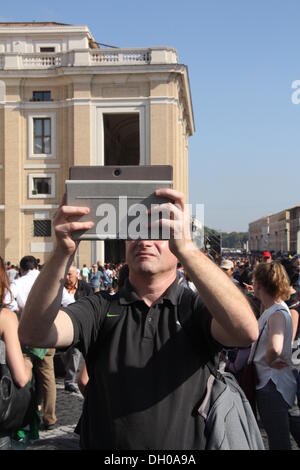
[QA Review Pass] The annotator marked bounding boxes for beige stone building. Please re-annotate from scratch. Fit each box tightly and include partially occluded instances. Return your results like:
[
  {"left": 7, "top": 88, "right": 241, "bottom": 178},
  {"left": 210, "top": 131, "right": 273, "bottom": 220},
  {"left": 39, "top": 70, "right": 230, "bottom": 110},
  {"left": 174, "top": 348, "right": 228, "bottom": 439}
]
[
  {"left": 249, "top": 205, "right": 300, "bottom": 254},
  {"left": 248, "top": 216, "right": 270, "bottom": 252},
  {"left": 0, "top": 22, "right": 194, "bottom": 266},
  {"left": 289, "top": 205, "right": 300, "bottom": 253}
]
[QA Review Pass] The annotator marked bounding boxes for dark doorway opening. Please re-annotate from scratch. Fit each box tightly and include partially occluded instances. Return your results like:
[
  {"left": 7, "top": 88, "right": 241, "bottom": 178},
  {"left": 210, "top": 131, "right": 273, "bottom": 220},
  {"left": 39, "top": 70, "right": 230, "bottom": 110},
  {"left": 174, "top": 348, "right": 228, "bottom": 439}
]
[
  {"left": 105, "top": 240, "right": 126, "bottom": 264},
  {"left": 103, "top": 113, "right": 140, "bottom": 166},
  {"left": 103, "top": 113, "right": 139, "bottom": 263}
]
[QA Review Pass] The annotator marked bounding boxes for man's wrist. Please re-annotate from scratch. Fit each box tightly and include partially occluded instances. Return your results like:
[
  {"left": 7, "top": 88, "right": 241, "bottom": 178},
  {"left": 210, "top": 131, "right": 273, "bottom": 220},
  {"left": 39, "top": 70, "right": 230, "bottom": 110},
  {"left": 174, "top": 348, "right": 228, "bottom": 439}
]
[
  {"left": 50, "top": 246, "right": 75, "bottom": 275},
  {"left": 53, "top": 244, "right": 74, "bottom": 262},
  {"left": 175, "top": 240, "right": 201, "bottom": 263}
]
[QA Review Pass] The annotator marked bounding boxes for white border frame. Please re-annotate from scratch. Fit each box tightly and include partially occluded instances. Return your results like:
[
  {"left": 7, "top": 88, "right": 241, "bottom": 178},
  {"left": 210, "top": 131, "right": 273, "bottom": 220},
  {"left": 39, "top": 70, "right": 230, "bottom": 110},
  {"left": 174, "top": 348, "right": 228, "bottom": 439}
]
[
  {"left": 28, "top": 112, "right": 56, "bottom": 159},
  {"left": 28, "top": 173, "right": 56, "bottom": 199}
]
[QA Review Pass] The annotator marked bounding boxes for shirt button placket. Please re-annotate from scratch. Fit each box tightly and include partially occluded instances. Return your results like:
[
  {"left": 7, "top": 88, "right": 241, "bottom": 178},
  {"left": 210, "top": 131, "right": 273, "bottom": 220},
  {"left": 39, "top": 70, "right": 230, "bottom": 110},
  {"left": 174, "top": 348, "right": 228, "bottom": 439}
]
[{"left": 143, "top": 306, "right": 156, "bottom": 339}]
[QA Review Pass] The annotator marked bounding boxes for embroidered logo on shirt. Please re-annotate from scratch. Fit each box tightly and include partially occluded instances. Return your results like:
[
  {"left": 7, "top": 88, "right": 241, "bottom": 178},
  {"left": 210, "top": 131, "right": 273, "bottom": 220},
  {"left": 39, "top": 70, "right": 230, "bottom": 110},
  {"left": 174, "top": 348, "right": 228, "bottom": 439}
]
[{"left": 106, "top": 312, "right": 120, "bottom": 318}]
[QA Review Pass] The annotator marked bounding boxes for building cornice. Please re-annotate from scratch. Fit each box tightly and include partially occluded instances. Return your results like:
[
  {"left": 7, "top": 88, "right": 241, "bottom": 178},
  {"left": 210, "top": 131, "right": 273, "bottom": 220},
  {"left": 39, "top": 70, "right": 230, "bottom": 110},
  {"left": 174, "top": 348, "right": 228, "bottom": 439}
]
[
  {"left": 0, "top": 25, "right": 92, "bottom": 36},
  {"left": 0, "top": 65, "right": 181, "bottom": 80},
  {"left": 20, "top": 204, "right": 59, "bottom": 211},
  {"left": 24, "top": 164, "right": 61, "bottom": 169},
  {"left": 1, "top": 96, "right": 180, "bottom": 110}
]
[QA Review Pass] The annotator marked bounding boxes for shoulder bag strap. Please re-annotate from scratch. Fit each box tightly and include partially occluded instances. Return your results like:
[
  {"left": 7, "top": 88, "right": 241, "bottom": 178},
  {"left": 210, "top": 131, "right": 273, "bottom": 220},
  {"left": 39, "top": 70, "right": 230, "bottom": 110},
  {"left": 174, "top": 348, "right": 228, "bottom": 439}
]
[
  {"left": 249, "top": 306, "right": 290, "bottom": 363},
  {"left": 177, "top": 287, "right": 220, "bottom": 377},
  {"left": 0, "top": 304, "right": 5, "bottom": 365},
  {"left": 0, "top": 339, "right": 6, "bottom": 365},
  {"left": 248, "top": 321, "right": 267, "bottom": 364}
]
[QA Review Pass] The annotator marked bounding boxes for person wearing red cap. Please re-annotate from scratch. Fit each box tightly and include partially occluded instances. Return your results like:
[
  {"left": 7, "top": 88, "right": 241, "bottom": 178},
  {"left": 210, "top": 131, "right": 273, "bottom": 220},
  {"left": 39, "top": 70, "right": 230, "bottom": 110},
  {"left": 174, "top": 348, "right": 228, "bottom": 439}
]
[{"left": 262, "top": 252, "right": 272, "bottom": 263}]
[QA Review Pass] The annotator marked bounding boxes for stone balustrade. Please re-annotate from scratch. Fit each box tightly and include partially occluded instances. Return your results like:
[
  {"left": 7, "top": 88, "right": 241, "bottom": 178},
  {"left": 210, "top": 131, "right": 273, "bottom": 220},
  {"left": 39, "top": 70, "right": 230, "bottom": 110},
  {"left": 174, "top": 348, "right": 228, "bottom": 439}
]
[{"left": 0, "top": 47, "right": 178, "bottom": 70}]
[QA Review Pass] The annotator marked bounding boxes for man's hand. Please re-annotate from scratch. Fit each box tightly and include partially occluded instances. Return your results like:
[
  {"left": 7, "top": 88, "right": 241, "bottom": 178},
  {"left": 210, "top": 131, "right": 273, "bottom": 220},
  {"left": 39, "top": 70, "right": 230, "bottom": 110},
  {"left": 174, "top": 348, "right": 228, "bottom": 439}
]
[
  {"left": 153, "top": 188, "right": 194, "bottom": 257},
  {"left": 151, "top": 189, "right": 259, "bottom": 348},
  {"left": 53, "top": 194, "right": 94, "bottom": 256},
  {"left": 243, "top": 282, "right": 254, "bottom": 293}
]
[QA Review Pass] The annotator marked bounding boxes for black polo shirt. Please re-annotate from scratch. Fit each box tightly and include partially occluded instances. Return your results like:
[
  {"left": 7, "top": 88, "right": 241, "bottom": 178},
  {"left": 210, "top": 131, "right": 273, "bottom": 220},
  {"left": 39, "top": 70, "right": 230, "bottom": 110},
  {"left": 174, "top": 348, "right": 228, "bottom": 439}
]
[{"left": 62, "top": 277, "right": 222, "bottom": 450}]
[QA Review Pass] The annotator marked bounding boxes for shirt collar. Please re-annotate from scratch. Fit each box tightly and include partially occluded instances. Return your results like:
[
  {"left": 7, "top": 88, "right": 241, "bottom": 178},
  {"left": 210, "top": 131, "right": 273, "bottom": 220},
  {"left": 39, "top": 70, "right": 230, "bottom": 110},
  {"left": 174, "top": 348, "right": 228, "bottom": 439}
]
[{"left": 119, "top": 275, "right": 184, "bottom": 306}]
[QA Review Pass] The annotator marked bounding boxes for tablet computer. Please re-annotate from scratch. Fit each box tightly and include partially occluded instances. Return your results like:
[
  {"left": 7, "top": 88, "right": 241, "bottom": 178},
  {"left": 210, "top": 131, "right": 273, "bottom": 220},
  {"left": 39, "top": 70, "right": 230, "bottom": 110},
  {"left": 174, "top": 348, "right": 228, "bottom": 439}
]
[{"left": 65, "top": 165, "right": 173, "bottom": 240}]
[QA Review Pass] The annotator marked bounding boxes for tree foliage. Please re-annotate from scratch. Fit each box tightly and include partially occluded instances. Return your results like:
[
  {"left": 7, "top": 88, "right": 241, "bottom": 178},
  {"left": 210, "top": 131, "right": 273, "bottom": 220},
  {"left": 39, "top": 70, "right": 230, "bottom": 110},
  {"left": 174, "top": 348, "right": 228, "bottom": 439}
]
[{"left": 204, "top": 227, "right": 248, "bottom": 249}]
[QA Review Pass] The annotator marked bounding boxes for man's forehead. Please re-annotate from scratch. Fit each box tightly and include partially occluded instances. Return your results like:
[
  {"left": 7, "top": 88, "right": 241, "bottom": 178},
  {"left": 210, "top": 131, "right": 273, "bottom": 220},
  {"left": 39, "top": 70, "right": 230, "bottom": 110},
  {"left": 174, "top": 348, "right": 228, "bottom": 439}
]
[{"left": 68, "top": 266, "right": 77, "bottom": 274}]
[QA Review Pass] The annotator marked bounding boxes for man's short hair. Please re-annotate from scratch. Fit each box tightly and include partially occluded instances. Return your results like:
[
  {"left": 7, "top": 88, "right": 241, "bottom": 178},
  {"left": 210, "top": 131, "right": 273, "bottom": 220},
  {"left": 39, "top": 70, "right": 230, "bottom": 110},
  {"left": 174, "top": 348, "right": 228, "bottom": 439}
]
[{"left": 20, "top": 256, "right": 38, "bottom": 271}]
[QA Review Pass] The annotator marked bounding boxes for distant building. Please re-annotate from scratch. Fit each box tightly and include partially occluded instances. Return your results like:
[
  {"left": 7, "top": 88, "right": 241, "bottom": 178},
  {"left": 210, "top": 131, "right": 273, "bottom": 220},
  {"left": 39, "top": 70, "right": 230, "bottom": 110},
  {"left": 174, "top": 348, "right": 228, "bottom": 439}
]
[
  {"left": 249, "top": 205, "right": 300, "bottom": 254},
  {"left": 289, "top": 206, "right": 300, "bottom": 253},
  {"left": 0, "top": 22, "right": 194, "bottom": 265}
]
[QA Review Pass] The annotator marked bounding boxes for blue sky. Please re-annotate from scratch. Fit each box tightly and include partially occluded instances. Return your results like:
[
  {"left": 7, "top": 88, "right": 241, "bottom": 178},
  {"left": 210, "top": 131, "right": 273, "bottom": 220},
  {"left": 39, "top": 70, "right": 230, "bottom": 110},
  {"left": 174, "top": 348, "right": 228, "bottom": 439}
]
[{"left": 2, "top": 0, "right": 300, "bottom": 232}]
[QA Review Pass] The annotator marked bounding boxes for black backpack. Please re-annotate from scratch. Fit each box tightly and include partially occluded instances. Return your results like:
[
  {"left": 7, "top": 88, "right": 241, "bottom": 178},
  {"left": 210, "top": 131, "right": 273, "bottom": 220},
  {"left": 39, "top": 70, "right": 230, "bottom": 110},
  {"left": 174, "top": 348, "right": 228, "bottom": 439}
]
[
  {"left": 0, "top": 303, "right": 37, "bottom": 433},
  {"left": 177, "top": 288, "right": 264, "bottom": 450},
  {"left": 0, "top": 338, "right": 36, "bottom": 432}
]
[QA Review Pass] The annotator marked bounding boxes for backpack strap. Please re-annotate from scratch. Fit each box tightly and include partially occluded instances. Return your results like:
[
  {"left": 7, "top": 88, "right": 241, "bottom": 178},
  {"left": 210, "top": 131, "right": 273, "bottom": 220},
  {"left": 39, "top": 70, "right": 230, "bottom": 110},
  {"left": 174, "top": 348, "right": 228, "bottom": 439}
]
[
  {"left": 0, "top": 338, "right": 6, "bottom": 365},
  {"left": 177, "top": 287, "right": 219, "bottom": 377},
  {"left": 0, "top": 304, "right": 5, "bottom": 365}
]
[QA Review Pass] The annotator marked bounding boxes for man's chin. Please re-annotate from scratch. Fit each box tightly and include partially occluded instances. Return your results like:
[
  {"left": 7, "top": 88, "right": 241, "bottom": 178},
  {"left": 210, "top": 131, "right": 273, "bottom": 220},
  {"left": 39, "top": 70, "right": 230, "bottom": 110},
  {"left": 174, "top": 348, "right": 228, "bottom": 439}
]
[{"left": 133, "top": 259, "right": 158, "bottom": 274}]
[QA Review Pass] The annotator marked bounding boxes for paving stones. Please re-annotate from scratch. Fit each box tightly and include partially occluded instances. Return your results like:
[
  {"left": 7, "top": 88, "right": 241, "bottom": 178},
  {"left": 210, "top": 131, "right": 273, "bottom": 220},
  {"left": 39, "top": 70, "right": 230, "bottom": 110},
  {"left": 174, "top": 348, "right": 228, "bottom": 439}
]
[
  {"left": 26, "top": 377, "right": 298, "bottom": 450},
  {"left": 27, "top": 378, "right": 83, "bottom": 450}
]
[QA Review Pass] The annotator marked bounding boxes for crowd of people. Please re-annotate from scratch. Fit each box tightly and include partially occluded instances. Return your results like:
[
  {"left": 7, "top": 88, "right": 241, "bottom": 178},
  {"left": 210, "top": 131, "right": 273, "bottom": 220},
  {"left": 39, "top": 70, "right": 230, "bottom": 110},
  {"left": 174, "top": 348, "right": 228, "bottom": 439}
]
[
  {"left": 0, "top": 194, "right": 300, "bottom": 450},
  {"left": 0, "top": 256, "right": 127, "bottom": 449},
  {"left": 221, "top": 251, "right": 300, "bottom": 449}
]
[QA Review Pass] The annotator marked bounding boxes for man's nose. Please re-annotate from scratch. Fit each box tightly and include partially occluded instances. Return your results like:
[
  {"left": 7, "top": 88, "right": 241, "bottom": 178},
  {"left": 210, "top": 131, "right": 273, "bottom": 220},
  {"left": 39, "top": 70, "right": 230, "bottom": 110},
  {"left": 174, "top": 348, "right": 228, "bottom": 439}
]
[{"left": 136, "top": 239, "right": 153, "bottom": 247}]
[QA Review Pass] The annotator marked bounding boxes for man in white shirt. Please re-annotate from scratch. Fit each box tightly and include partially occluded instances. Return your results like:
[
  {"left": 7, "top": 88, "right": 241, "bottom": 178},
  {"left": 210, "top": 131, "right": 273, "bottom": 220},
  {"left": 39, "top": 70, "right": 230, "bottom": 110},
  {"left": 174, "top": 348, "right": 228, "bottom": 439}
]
[
  {"left": 10, "top": 258, "right": 40, "bottom": 312},
  {"left": 11, "top": 258, "right": 73, "bottom": 313},
  {"left": 6, "top": 264, "right": 19, "bottom": 283}
]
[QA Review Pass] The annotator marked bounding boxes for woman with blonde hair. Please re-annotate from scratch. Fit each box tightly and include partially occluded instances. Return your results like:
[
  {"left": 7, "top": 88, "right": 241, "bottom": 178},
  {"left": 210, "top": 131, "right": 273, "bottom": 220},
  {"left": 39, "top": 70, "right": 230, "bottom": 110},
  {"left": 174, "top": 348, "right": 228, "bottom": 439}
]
[{"left": 252, "top": 261, "right": 296, "bottom": 449}]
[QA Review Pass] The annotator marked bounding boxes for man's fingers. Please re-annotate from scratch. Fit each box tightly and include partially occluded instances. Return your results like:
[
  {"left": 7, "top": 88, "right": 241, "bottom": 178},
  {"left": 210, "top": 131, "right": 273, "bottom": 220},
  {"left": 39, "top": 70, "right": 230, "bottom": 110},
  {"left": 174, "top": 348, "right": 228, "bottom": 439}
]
[
  {"left": 54, "top": 205, "right": 91, "bottom": 224},
  {"left": 155, "top": 188, "right": 185, "bottom": 209},
  {"left": 60, "top": 205, "right": 90, "bottom": 216},
  {"left": 155, "top": 188, "right": 184, "bottom": 200},
  {"left": 150, "top": 202, "right": 182, "bottom": 219},
  {"left": 56, "top": 221, "right": 94, "bottom": 235}
]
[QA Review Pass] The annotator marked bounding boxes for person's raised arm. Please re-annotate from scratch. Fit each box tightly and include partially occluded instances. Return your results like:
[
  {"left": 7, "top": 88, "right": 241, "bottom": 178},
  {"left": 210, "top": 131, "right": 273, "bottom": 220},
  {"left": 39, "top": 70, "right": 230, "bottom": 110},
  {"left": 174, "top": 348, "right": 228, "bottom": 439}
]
[
  {"left": 0, "top": 309, "right": 32, "bottom": 387},
  {"left": 18, "top": 196, "right": 94, "bottom": 349},
  {"left": 155, "top": 188, "right": 259, "bottom": 347}
]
